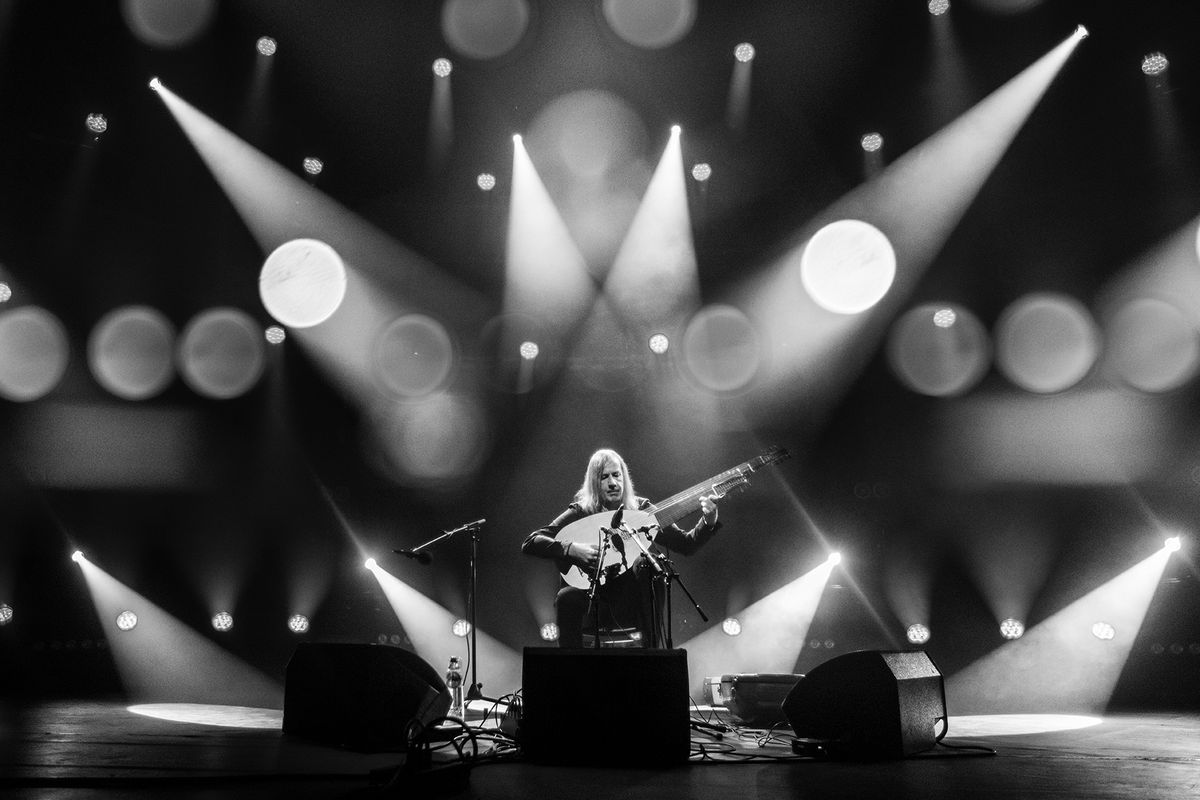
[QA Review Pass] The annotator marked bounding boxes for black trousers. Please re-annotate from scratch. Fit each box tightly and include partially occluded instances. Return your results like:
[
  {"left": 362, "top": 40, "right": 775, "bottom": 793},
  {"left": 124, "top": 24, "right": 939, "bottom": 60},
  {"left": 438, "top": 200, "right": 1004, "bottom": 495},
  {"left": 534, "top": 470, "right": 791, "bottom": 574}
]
[{"left": 555, "top": 567, "right": 667, "bottom": 648}]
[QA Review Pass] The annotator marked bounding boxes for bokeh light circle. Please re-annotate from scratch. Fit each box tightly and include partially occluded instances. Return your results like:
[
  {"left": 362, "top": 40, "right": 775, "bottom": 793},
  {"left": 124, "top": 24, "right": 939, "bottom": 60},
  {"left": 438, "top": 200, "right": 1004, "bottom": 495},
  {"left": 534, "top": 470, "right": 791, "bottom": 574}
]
[
  {"left": 680, "top": 304, "right": 761, "bottom": 394},
  {"left": 88, "top": 305, "right": 177, "bottom": 400},
  {"left": 441, "top": 0, "right": 530, "bottom": 60},
  {"left": 119, "top": 0, "right": 217, "bottom": 48},
  {"left": 887, "top": 303, "right": 991, "bottom": 397},
  {"left": 994, "top": 293, "right": 1100, "bottom": 393},
  {"left": 177, "top": 308, "right": 266, "bottom": 399},
  {"left": 1103, "top": 297, "right": 1199, "bottom": 393},
  {"left": 0, "top": 306, "right": 70, "bottom": 401},
  {"left": 602, "top": 0, "right": 696, "bottom": 49},
  {"left": 373, "top": 314, "right": 456, "bottom": 398},
  {"left": 371, "top": 394, "right": 491, "bottom": 487},
  {"left": 259, "top": 239, "right": 347, "bottom": 328},
  {"left": 800, "top": 220, "right": 897, "bottom": 314}
]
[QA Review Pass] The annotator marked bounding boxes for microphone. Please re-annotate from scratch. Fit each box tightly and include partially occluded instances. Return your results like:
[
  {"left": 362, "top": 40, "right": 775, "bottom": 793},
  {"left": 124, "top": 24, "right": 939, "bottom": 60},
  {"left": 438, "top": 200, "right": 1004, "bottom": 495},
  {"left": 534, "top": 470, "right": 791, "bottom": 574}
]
[
  {"left": 610, "top": 506, "right": 624, "bottom": 529},
  {"left": 444, "top": 518, "right": 486, "bottom": 536},
  {"left": 393, "top": 548, "right": 432, "bottom": 565}
]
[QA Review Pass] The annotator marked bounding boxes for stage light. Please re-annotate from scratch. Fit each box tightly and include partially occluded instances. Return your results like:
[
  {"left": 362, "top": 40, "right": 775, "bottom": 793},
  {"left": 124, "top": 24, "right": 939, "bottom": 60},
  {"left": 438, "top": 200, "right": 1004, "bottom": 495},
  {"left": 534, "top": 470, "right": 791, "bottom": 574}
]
[
  {"left": 1075, "top": 24, "right": 1088, "bottom": 40},
  {"left": 432, "top": 57, "right": 453, "bottom": 77},
  {"left": 115, "top": 611, "right": 138, "bottom": 632},
  {"left": 540, "top": 623, "right": 559, "bottom": 642},
  {"left": 0, "top": 282, "right": 10, "bottom": 303},
  {"left": 1141, "top": 52, "right": 1169, "bottom": 76},
  {"left": 477, "top": 172, "right": 496, "bottom": 191},
  {"left": 211, "top": 612, "right": 233, "bottom": 632},
  {"left": 933, "top": 308, "right": 956, "bottom": 327},
  {"left": 828, "top": 552, "right": 842, "bottom": 565},
  {"left": 287, "top": 614, "right": 309, "bottom": 634},
  {"left": 721, "top": 617, "right": 742, "bottom": 636},
  {"left": 512, "top": 133, "right": 522, "bottom": 144},
  {"left": 1091, "top": 621, "right": 1115, "bottom": 641},
  {"left": 364, "top": 558, "right": 377, "bottom": 570},
  {"left": 648, "top": 334, "right": 669, "bottom": 354},
  {"left": 928, "top": 0, "right": 950, "bottom": 15},
  {"left": 71, "top": 550, "right": 84, "bottom": 563},
  {"left": 148, "top": 76, "right": 161, "bottom": 91},
  {"left": 259, "top": 239, "right": 347, "bottom": 328},
  {"left": 256, "top": 36, "right": 277, "bottom": 56},
  {"left": 85, "top": 113, "right": 108, "bottom": 135},
  {"left": 0, "top": 604, "right": 12, "bottom": 625},
  {"left": 452, "top": 619, "right": 472, "bottom": 638},
  {"left": 302, "top": 157, "right": 323, "bottom": 176},
  {"left": 1165, "top": 536, "right": 1182, "bottom": 553},
  {"left": 800, "top": 219, "right": 897, "bottom": 314},
  {"left": 519, "top": 341, "right": 539, "bottom": 360},
  {"left": 264, "top": 325, "right": 286, "bottom": 345},
  {"left": 734, "top": 42, "right": 755, "bottom": 62},
  {"left": 671, "top": 124, "right": 681, "bottom": 136},
  {"left": 1000, "top": 618, "right": 1025, "bottom": 640},
  {"left": 907, "top": 623, "right": 931, "bottom": 644},
  {"left": 691, "top": 163, "right": 711, "bottom": 182},
  {"left": 860, "top": 132, "right": 883, "bottom": 152}
]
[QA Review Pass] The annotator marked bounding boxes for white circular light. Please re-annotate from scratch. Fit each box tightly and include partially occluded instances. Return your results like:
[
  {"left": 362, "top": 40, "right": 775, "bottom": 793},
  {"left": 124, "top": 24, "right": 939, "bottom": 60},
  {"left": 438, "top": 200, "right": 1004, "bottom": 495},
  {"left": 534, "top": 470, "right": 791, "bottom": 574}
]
[
  {"left": 519, "top": 341, "right": 539, "bottom": 360},
  {"left": 691, "top": 163, "right": 712, "bottom": 182},
  {"left": 721, "top": 617, "right": 742, "bottom": 636},
  {"left": 800, "top": 219, "right": 897, "bottom": 315},
  {"left": 1141, "top": 52, "right": 1169, "bottom": 76},
  {"left": 1165, "top": 536, "right": 1182, "bottom": 552},
  {"left": 734, "top": 42, "right": 755, "bottom": 62},
  {"left": 264, "top": 325, "right": 286, "bottom": 345},
  {"left": 256, "top": 36, "right": 277, "bottom": 56},
  {"left": 116, "top": 611, "right": 138, "bottom": 632},
  {"left": 302, "top": 157, "right": 323, "bottom": 176},
  {"left": 0, "top": 604, "right": 12, "bottom": 625},
  {"left": 287, "top": 614, "right": 310, "bottom": 634},
  {"left": 1092, "top": 622, "right": 1115, "bottom": 641},
  {"left": 906, "top": 623, "right": 931, "bottom": 645},
  {"left": 540, "top": 622, "right": 559, "bottom": 642},
  {"left": 477, "top": 172, "right": 496, "bottom": 191},
  {"left": 259, "top": 239, "right": 348, "bottom": 328},
  {"left": 452, "top": 619, "right": 472, "bottom": 638},
  {"left": 928, "top": 0, "right": 950, "bottom": 15},
  {"left": 0, "top": 282, "right": 11, "bottom": 302},
  {"left": 432, "top": 57, "right": 453, "bottom": 77},
  {"left": 648, "top": 334, "right": 669, "bottom": 354},
  {"left": 86, "top": 113, "right": 108, "bottom": 135},
  {"left": 999, "top": 618, "right": 1025, "bottom": 640},
  {"left": 212, "top": 612, "right": 234, "bottom": 632},
  {"left": 860, "top": 132, "right": 883, "bottom": 152}
]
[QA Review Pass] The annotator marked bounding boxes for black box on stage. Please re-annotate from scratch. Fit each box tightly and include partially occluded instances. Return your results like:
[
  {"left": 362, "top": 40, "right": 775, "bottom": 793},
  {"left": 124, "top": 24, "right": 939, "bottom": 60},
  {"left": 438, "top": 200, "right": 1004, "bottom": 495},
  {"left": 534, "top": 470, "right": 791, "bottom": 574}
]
[
  {"left": 709, "top": 673, "right": 802, "bottom": 727},
  {"left": 283, "top": 642, "right": 449, "bottom": 752},
  {"left": 781, "top": 650, "right": 945, "bottom": 760},
  {"left": 520, "top": 647, "right": 690, "bottom": 765}
]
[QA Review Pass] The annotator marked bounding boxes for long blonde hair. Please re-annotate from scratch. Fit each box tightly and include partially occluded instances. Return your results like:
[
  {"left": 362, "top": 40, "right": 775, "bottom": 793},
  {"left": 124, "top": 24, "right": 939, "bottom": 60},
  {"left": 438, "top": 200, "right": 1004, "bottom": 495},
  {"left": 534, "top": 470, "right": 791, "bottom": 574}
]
[{"left": 573, "top": 448, "right": 638, "bottom": 515}]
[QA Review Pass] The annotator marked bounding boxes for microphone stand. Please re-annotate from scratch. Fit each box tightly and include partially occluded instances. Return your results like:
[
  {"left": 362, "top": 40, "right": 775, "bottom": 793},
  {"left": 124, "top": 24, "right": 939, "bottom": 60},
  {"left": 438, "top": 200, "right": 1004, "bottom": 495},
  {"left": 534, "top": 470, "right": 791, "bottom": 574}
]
[{"left": 398, "top": 519, "right": 494, "bottom": 703}]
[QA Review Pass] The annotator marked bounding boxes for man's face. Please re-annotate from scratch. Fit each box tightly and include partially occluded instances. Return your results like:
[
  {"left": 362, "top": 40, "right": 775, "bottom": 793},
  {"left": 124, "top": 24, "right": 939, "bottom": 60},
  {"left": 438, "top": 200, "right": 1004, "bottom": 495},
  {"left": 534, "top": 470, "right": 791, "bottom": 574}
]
[{"left": 599, "top": 458, "right": 624, "bottom": 508}]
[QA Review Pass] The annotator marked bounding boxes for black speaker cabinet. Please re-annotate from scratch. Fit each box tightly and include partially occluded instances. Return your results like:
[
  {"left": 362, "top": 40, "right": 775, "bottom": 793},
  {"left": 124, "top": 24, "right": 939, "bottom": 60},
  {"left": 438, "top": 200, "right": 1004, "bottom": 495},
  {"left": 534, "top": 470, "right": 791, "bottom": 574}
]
[
  {"left": 782, "top": 650, "right": 945, "bottom": 760},
  {"left": 283, "top": 643, "right": 450, "bottom": 751},
  {"left": 520, "top": 647, "right": 690, "bottom": 765}
]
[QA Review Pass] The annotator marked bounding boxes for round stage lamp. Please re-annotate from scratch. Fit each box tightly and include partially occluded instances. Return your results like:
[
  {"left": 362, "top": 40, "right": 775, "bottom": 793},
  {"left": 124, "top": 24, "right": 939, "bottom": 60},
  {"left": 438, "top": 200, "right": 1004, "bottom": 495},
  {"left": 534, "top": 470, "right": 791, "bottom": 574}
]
[
  {"left": 999, "top": 618, "right": 1025, "bottom": 640},
  {"left": 800, "top": 219, "right": 896, "bottom": 314},
  {"left": 540, "top": 623, "right": 559, "bottom": 642},
  {"left": 906, "top": 623, "right": 931, "bottom": 645},
  {"left": 88, "top": 305, "right": 176, "bottom": 400},
  {"left": 259, "top": 239, "right": 347, "bottom": 328},
  {"left": 0, "top": 604, "right": 12, "bottom": 625},
  {"left": 887, "top": 303, "right": 990, "bottom": 397},
  {"left": 373, "top": 314, "right": 456, "bottom": 398},
  {"left": 115, "top": 611, "right": 138, "bottom": 632},
  {"left": 0, "top": 306, "right": 70, "bottom": 401},
  {"left": 994, "top": 293, "right": 1099, "bottom": 394},
  {"left": 211, "top": 612, "right": 234, "bottom": 632},
  {"left": 287, "top": 614, "right": 310, "bottom": 634},
  {"left": 177, "top": 307, "right": 266, "bottom": 399}
]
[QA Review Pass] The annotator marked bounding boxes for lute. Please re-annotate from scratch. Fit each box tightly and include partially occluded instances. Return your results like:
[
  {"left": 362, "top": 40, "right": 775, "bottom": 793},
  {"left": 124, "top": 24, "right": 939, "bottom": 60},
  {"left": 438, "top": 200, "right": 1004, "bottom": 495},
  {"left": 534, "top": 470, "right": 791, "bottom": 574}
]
[{"left": 556, "top": 446, "right": 790, "bottom": 590}]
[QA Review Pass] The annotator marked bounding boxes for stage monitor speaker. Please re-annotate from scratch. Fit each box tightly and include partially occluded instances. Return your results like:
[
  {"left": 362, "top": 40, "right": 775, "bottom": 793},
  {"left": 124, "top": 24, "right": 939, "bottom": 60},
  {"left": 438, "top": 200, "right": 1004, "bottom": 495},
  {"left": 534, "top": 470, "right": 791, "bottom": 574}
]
[
  {"left": 781, "top": 650, "right": 945, "bottom": 760},
  {"left": 283, "top": 642, "right": 449, "bottom": 752},
  {"left": 520, "top": 647, "right": 690, "bottom": 765}
]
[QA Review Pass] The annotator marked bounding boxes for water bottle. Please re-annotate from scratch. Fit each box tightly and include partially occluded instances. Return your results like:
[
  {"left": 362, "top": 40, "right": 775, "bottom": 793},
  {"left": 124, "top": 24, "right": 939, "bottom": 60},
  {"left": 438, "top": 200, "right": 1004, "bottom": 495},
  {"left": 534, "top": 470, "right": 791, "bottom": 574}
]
[{"left": 446, "top": 656, "right": 465, "bottom": 720}]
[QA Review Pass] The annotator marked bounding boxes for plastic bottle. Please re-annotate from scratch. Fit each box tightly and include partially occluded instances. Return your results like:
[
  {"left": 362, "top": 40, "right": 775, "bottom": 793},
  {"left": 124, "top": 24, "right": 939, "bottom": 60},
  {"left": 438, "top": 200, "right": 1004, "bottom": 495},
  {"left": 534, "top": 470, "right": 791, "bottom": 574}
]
[{"left": 446, "top": 656, "right": 465, "bottom": 720}]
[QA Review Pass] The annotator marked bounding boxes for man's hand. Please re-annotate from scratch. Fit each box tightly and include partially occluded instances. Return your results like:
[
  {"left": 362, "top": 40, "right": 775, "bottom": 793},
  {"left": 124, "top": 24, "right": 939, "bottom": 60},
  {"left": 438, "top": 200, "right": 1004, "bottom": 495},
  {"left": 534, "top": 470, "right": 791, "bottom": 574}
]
[
  {"left": 567, "top": 542, "right": 600, "bottom": 569},
  {"left": 699, "top": 494, "right": 719, "bottom": 527}
]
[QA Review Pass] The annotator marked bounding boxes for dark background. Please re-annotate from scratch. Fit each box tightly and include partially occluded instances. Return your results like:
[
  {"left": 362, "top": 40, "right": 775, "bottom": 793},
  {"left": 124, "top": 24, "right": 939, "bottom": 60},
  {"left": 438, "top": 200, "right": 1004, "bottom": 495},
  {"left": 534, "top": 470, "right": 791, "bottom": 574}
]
[{"left": 0, "top": 0, "right": 1197, "bottom": 708}]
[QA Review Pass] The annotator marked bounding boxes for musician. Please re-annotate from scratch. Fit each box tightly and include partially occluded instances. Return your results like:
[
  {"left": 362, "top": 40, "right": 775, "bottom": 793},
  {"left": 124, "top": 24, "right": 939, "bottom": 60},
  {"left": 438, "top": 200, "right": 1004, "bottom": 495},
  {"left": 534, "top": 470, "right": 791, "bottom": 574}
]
[{"left": 521, "top": 448, "right": 721, "bottom": 648}]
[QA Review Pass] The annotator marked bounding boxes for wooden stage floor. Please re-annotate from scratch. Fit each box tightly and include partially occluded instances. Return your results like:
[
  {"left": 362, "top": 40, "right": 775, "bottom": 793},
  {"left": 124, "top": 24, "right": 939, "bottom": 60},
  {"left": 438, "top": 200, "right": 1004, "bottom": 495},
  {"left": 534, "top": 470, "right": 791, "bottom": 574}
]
[{"left": 0, "top": 699, "right": 1197, "bottom": 799}]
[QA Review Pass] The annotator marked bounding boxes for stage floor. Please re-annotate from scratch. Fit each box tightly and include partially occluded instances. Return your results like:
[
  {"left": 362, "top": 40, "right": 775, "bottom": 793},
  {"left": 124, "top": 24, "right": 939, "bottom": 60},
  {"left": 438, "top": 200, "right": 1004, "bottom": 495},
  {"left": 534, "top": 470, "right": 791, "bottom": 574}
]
[{"left": 1, "top": 699, "right": 1197, "bottom": 799}]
